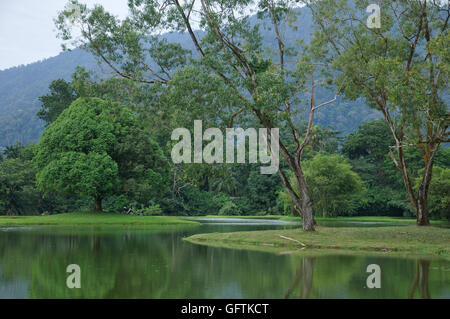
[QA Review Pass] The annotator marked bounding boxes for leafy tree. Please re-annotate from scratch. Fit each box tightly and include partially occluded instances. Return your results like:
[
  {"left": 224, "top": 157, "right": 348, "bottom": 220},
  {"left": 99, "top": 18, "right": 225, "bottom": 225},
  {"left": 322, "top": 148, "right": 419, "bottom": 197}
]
[
  {"left": 342, "top": 120, "right": 394, "bottom": 185},
  {"left": 37, "top": 66, "right": 147, "bottom": 126},
  {"left": 34, "top": 97, "right": 167, "bottom": 211},
  {"left": 3, "top": 142, "right": 26, "bottom": 160},
  {"left": 55, "top": 0, "right": 347, "bottom": 230},
  {"left": 0, "top": 158, "right": 39, "bottom": 215},
  {"left": 306, "top": 0, "right": 449, "bottom": 225},
  {"left": 246, "top": 170, "right": 282, "bottom": 214},
  {"left": 340, "top": 120, "right": 405, "bottom": 215},
  {"left": 281, "top": 154, "right": 365, "bottom": 217},
  {"left": 37, "top": 79, "right": 78, "bottom": 125}
]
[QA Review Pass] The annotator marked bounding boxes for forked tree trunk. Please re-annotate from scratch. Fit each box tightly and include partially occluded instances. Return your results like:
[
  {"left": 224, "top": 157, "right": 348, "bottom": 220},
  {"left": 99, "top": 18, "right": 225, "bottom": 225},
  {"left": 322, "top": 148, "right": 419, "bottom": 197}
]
[
  {"left": 94, "top": 197, "right": 102, "bottom": 212},
  {"left": 283, "top": 169, "right": 316, "bottom": 231},
  {"left": 277, "top": 162, "right": 316, "bottom": 232}
]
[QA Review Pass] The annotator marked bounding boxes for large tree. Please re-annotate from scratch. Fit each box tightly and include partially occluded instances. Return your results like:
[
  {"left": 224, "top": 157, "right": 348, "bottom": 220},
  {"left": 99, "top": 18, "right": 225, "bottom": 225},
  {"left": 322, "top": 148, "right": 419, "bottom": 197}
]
[
  {"left": 55, "top": 0, "right": 344, "bottom": 230},
  {"left": 305, "top": 0, "right": 449, "bottom": 225},
  {"left": 34, "top": 97, "right": 167, "bottom": 211}
]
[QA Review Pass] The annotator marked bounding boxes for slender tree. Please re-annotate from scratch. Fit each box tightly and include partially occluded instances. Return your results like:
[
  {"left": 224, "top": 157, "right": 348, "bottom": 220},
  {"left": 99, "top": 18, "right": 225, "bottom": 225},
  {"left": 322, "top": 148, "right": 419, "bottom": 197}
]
[{"left": 304, "top": 0, "right": 449, "bottom": 225}]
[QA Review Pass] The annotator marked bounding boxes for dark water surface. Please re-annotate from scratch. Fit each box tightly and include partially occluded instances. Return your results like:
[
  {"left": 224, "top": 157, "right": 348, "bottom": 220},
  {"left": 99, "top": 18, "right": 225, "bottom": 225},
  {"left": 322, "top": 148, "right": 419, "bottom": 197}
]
[{"left": 0, "top": 218, "right": 448, "bottom": 298}]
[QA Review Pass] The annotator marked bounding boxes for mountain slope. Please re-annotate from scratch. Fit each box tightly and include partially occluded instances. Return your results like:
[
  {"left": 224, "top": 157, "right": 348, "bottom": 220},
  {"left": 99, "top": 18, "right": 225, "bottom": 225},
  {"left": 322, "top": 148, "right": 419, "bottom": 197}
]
[{"left": 0, "top": 7, "right": 381, "bottom": 148}]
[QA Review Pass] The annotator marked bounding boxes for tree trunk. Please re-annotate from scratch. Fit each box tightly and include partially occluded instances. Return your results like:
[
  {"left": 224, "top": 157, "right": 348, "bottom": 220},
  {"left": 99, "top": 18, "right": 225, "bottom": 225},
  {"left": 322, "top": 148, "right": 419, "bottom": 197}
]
[
  {"left": 295, "top": 168, "right": 316, "bottom": 231},
  {"left": 389, "top": 139, "right": 436, "bottom": 227},
  {"left": 299, "top": 195, "right": 315, "bottom": 231},
  {"left": 416, "top": 191, "right": 430, "bottom": 226},
  {"left": 94, "top": 197, "right": 102, "bottom": 212}
]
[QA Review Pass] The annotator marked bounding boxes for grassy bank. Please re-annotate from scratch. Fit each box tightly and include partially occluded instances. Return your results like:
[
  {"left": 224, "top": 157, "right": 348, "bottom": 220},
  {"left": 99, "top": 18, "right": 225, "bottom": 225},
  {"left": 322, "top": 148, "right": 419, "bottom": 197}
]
[
  {"left": 189, "top": 215, "right": 449, "bottom": 225},
  {"left": 185, "top": 225, "right": 450, "bottom": 258},
  {"left": 0, "top": 212, "right": 200, "bottom": 227}
]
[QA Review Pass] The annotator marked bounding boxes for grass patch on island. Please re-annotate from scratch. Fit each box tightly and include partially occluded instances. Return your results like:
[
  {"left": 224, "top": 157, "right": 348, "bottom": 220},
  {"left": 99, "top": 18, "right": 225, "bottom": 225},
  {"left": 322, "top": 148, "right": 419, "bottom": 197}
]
[
  {"left": 185, "top": 225, "right": 450, "bottom": 258},
  {"left": 189, "top": 215, "right": 448, "bottom": 225}
]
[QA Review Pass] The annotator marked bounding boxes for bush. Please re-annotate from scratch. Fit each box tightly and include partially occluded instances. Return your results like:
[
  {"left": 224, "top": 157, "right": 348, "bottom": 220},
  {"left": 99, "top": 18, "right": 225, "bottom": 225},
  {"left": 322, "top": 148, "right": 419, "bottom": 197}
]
[
  {"left": 142, "top": 204, "right": 163, "bottom": 216},
  {"left": 280, "top": 154, "right": 365, "bottom": 217},
  {"left": 415, "top": 166, "right": 450, "bottom": 220},
  {"left": 218, "top": 201, "right": 241, "bottom": 216},
  {"left": 103, "top": 195, "right": 130, "bottom": 213}
]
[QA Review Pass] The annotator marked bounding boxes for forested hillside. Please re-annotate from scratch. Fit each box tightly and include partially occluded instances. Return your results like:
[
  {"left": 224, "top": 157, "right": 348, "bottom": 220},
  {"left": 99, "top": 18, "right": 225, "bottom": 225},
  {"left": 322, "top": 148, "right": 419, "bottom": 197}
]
[{"left": 0, "top": 6, "right": 381, "bottom": 148}]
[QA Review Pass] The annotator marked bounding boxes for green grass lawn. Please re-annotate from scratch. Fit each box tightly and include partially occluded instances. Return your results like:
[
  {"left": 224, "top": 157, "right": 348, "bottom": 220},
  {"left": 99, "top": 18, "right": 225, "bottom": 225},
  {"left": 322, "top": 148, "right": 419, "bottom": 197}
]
[
  {"left": 0, "top": 212, "right": 200, "bottom": 227},
  {"left": 185, "top": 225, "right": 450, "bottom": 258},
  {"left": 2, "top": 213, "right": 446, "bottom": 228},
  {"left": 190, "top": 215, "right": 448, "bottom": 225}
]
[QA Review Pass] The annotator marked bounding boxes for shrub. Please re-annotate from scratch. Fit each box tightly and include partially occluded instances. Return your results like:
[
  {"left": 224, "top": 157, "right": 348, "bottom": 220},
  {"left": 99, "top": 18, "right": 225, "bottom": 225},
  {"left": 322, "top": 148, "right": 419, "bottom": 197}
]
[
  {"left": 142, "top": 204, "right": 163, "bottom": 216},
  {"left": 218, "top": 201, "right": 241, "bottom": 216}
]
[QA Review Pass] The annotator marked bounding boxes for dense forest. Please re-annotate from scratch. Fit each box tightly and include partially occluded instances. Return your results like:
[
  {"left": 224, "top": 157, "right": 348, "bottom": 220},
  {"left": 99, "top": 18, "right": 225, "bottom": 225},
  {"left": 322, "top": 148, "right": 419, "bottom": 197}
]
[{"left": 0, "top": 0, "right": 448, "bottom": 226}]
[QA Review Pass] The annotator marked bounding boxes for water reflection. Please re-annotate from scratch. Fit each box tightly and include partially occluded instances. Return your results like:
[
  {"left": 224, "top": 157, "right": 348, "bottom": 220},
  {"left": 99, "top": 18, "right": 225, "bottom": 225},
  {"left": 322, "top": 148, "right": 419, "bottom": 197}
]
[
  {"left": 284, "top": 258, "right": 314, "bottom": 299},
  {"left": 0, "top": 224, "right": 448, "bottom": 299},
  {"left": 408, "top": 260, "right": 431, "bottom": 299}
]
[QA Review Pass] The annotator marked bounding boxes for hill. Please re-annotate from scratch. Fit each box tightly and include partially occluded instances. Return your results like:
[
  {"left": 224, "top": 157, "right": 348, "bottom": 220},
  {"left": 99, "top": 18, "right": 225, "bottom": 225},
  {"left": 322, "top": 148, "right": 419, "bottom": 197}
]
[{"left": 0, "top": 6, "right": 381, "bottom": 148}]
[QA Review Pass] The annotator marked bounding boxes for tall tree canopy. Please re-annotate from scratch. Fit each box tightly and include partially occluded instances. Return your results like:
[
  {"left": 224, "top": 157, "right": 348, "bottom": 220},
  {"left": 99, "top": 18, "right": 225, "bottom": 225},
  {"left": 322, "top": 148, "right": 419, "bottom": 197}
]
[
  {"left": 55, "top": 0, "right": 346, "bottom": 230},
  {"left": 34, "top": 97, "right": 168, "bottom": 211},
  {"left": 305, "top": 0, "right": 449, "bottom": 225}
]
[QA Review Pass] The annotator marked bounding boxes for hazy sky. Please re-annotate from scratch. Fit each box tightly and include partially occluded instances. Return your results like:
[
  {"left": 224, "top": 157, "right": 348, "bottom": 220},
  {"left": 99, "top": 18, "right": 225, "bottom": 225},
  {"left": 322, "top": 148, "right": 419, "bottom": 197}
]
[{"left": 0, "top": 0, "right": 129, "bottom": 70}]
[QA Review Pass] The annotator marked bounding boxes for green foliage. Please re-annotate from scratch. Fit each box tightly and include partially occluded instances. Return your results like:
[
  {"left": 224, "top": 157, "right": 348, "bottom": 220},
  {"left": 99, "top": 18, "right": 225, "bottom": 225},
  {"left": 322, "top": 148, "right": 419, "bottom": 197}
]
[
  {"left": 281, "top": 154, "right": 365, "bottom": 217},
  {"left": 142, "top": 204, "right": 163, "bottom": 216},
  {"left": 0, "top": 157, "right": 39, "bottom": 215},
  {"left": 3, "top": 1, "right": 447, "bottom": 222},
  {"left": 218, "top": 201, "right": 242, "bottom": 216},
  {"left": 37, "top": 78, "right": 78, "bottom": 125},
  {"left": 342, "top": 120, "right": 394, "bottom": 185},
  {"left": 34, "top": 97, "right": 167, "bottom": 210},
  {"left": 308, "top": 0, "right": 449, "bottom": 222},
  {"left": 415, "top": 166, "right": 450, "bottom": 220},
  {"left": 37, "top": 151, "right": 120, "bottom": 199},
  {"left": 304, "top": 154, "right": 365, "bottom": 217},
  {"left": 245, "top": 170, "right": 282, "bottom": 214},
  {"left": 177, "top": 186, "right": 232, "bottom": 216}
]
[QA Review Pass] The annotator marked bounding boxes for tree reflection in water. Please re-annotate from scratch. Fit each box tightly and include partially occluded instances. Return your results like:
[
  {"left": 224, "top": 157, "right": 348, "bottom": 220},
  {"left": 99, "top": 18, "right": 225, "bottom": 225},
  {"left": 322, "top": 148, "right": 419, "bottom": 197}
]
[
  {"left": 408, "top": 260, "right": 431, "bottom": 299},
  {"left": 284, "top": 258, "right": 314, "bottom": 299}
]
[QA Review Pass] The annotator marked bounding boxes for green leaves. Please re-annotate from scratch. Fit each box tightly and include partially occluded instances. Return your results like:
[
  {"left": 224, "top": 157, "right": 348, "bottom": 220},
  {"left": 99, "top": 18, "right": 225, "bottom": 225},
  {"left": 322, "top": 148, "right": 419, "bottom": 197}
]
[
  {"left": 281, "top": 153, "right": 365, "bottom": 217},
  {"left": 34, "top": 97, "right": 168, "bottom": 207},
  {"left": 0, "top": 155, "right": 39, "bottom": 215},
  {"left": 36, "top": 151, "right": 119, "bottom": 198}
]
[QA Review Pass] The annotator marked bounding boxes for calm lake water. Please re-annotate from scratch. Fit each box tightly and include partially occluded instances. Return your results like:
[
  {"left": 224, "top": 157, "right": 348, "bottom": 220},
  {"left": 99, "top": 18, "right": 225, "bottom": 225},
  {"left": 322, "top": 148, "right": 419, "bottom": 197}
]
[{"left": 0, "top": 218, "right": 448, "bottom": 299}]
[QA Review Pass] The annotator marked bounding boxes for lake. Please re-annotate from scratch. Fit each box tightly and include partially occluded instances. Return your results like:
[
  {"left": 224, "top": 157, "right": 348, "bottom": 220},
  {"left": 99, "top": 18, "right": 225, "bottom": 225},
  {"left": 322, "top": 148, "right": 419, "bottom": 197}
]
[{"left": 0, "top": 218, "right": 448, "bottom": 298}]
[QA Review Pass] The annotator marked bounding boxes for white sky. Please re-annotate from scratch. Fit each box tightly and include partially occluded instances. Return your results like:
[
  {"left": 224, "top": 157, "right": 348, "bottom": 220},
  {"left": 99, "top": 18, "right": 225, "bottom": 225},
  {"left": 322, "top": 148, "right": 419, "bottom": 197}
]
[{"left": 0, "top": 0, "right": 130, "bottom": 70}]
